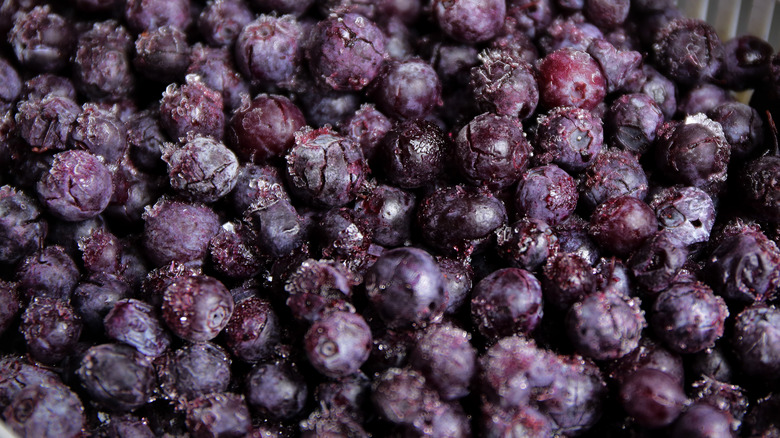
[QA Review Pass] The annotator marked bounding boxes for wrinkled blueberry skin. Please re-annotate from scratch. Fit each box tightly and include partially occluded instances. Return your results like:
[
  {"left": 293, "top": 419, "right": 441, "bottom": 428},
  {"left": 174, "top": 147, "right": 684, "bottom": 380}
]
[
  {"left": 740, "top": 155, "right": 780, "bottom": 224},
  {"left": 246, "top": 362, "right": 308, "bottom": 419},
  {"left": 619, "top": 368, "right": 688, "bottom": 429},
  {"left": 651, "top": 282, "right": 728, "bottom": 354},
  {"left": 15, "top": 95, "right": 81, "bottom": 153},
  {"left": 515, "top": 164, "right": 578, "bottom": 226},
  {"left": 307, "top": 13, "right": 387, "bottom": 91},
  {"left": 365, "top": 247, "right": 447, "bottom": 329},
  {"left": 198, "top": 0, "right": 253, "bottom": 47},
  {"left": 126, "top": 109, "right": 167, "bottom": 173},
  {"left": 605, "top": 93, "right": 664, "bottom": 156},
  {"left": 124, "top": 0, "right": 191, "bottom": 33},
  {"left": 20, "top": 297, "right": 82, "bottom": 364},
  {"left": 376, "top": 119, "right": 449, "bottom": 189},
  {"left": 579, "top": 148, "right": 649, "bottom": 212},
  {"left": 235, "top": 14, "right": 303, "bottom": 88},
  {"left": 37, "top": 150, "right": 113, "bottom": 222},
  {"left": 589, "top": 195, "right": 658, "bottom": 257},
  {"left": 133, "top": 26, "right": 190, "bottom": 83},
  {"left": 371, "top": 58, "right": 442, "bottom": 120},
  {"left": 455, "top": 113, "right": 531, "bottom": 190},
  {"left": 340, "top": 103, "right": 393, "bottom": 161},
  {"left": 78, "top": 343, "right": 156, "bottom": 412},
  {"left": 72, "top": 20, "right": 135, "bottom": 102},
  {"left": 143, "top": 198, "right": 220, "bottom": 266},
  {"left": 566, "top": 292, "right": 645, "bottom": 360},
  {"left": 418, "top": 185, "right": 508, "bottom": 255},
  {"left": 629, "top": 232, "right": 688, "bottom": 294},
  {"left": 227, "top": 94, "right": 306, "bottom": 164},
  {"left": 470, "top": 50, "right": 539, "bottom": 120},
  {"left": 535, "top": 106, "right": 603, "bottom": 173},
  {"left": 471, "top": 268, "right": 544, "bottom": 339},
  {"left": 541, "top": 356, "right": 607, "bottom": 435},
  {"left": 73, "top": 273, "right": 134, "bottom": 333},
  {"left": 104, "top": 298, "right": 171, "bottom": 357},
  {"left": 159, "top": 75, "right": 224, "bottom": 142},
  {"left": 158, "top": 342, "right": 231, "bottom": 401},
  {"left": 163, "top": 135, "right": 239, "bottom": 204},
  {"left": 3, "top": 383, "right": 84, "bottom": 438},
  {"left": 650, "top": 186, "right": 716, "bottom": 248},
  {"left": 433, "top": 0, "right": 505, "bottom": 43},
  {"left": 9, "top": 6, "right": 75, "bottom": 73},
  {"left": 409, "top": 323, "right": 476, "bottom": 401},
  {"left": 706, "top": 229, "right": 780, "bottom": 303},
  {"left": 0, "top": 185, "right": 47, "bottom": 265},
  {"left": 187, "top": 45, "right": 250, "bottom": 112},
  {"left": 732, "top": 306, "right": 780, "bottom": 380},
  {"left": 17, "top": 246, "right": 80, "bottom": 301},
  {"left": 224, "top": 297, "right": 280, "bottom": 362},
  {"left": 70, "top": 104, "right": 128, "bottom": 164},
  {"left": 542, "top": 252, "right": 596, "bottom": 310},
  {"left": 185, "top": 393, "right": 252, "bottom": 438},
  {"left": 482, "top": 404, "right": 556, "bottom": 438},
  {"left": 162, "top": 275, "right": 234, "bottom": 342},
  {"left": 653, "top": 18, "right": 723, "bottom": 85},
  {"left": 305, "top": 310, "right": 372, "bottom": 378}
]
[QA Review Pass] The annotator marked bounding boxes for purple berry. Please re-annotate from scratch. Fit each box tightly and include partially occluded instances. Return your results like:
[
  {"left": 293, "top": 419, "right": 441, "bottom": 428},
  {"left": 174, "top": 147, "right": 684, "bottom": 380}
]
[
  {"left": 224, "top": 297, "right": 280, "bottom": 362},
  {"left": 515, "top": 164, "right": 578, "bottom": 226},
  {"left": 20, "top": 297, "right": 82, "bottom": 364},
  {"left": 409, "top": 323, "right": 476, "bottom": 400},
  {"left": 235, "top": 15, "right": 303, "bottom": 89},
  {"left": 159, "top": 75, "right": 224, "bottom": 142},
  {"left": 158, "top": 342, "right": 231, "bottom": 400},
  {"left": 142, "top": 198, "right": 220, "bottom": 266},
  {"left": 305, "top": 310, "right": 372, "bottom": 378},
  {"left": 471, "top": 267, "right": 544, "bottom": 339},
  {"left": 619, "top": 368, "right": 687, "bottom": 428},
  {"left": 589, "top": 195, "right": 658, "bottom": 257},
  {"left": 163, "top": 135, "right": 239, "bottom": 203},
  {"left": 246, "top": 361, "right": 308, "bottom": 419},
  {"left": 470, "top": 50, "right": 538, "bottom": 119},
  {"left": 566, "top": 291, "right": 645, "bottom": 360},
  {"left": 104, "top": 299, "right": 171, "bottom": 357},
  {"left": 538, "top": 48, "right": 606, "bottom": 110},
  {"left": 432, "top": 0, "right": 505, "bottom": 43},
  {"left": 535, "top": 106, "right": 603, "bottom": 173},
  {"left": 78, "top": 343, "right": 156, "bottom": 412},
  {"left": 161, "top": 275, "right": 234, "bottom": 342},
  {"left": 185, "top": 393, "right": 252, "bottom": 438},
  {"left": 198, "top": 0, "right": 253, "bottom": 47},
  {"left": 376, "top": 119, "right": 449, "bottom": 189}
]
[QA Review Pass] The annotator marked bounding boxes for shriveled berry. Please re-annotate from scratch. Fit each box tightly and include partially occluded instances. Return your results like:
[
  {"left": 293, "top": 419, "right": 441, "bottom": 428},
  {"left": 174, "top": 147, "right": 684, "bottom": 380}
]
[
  {"left": 133, "top": 26, "right": 190, "bottom": 83},
  {"left": 20, "top": 297, "right": 82, "bottom": 364},
  {"left": 158, "top": 342, "right": 231, "bottom": 400},
  {"left": 433, "top": 0, "right": 505, "bottom": 43},
  {"left": 124, "top": 0, "right": 191, "bottom": 33},
  {"left": 70, "top": 104, "right": 128, "bottom": 164},
  {"left": 235, "top": 14, "right": 303, "bottom": 89},
  {"left": 17, "top": 246, "right": 79, "bottom": 301},
  {"left": 470, "top": 50, "right": 538, "bottom": 119},
  {"left": 376, "top": 119, "right": 449, "bottom": 189},
  {"left": 246, "top": 361, "right": 308, "bottom": 419},
  {"left": 159, "top": 75, "right": 224, "bottom": 141},
  {"left": 605, "top": 93, "right": 664, "bottom": 156},
  {"left": 104, "top": 299, "right": 171, "bottom": 357},
  {"left": 185, "top": 393, "right": 251, "bottom": 438},
  {"left": 566, "top": 292, "right": 644, "bottom": 360},
  {"left": 409, "top": 323, "right": 476, "bottom": 400},
  {"left": 15, "top": 95, "right": 80, "bottom": 153},
  {"left": 78, "top": 343, "right": 156, "bottom": 412},
  {"left": 732, "top": 305, "right": 780, "bottom": 380},
  {"left": 706, "top": 228, "right": 780, "bottom": 303},
  {"left": 0, "top": 185, "right": 47, "bottom": 265},
  {"left": 650, "top": 186, "right": 716, "bottom": 248},
  {"left": 3, "top": 383, "right": 84, "bottom": 438},
  {"left": 496, "top": 218, "right": 559, "bottom": 272},
  {"left": 542, "top": 252, "right": 596, "bottom": 310},
  {"left": 224, "top": 297, "right": 280, "bottom": 362},
  {"left": 9, "top": 6, "right": 74, "bottom": 73},
  {"left": 198, "top": 0, "right": 253, "bottom": 47},
  {"left": 72, "top": 20, "right": 134, "bottom": 101},
  {"left": 653, "top": 18, "right": 723, "bottom": 85},
  {"left": 163, "top": 135, "right": 239, "bottom": 203},
  {"left": 143, "top": 198, "right": 220, "bottom": 266}
]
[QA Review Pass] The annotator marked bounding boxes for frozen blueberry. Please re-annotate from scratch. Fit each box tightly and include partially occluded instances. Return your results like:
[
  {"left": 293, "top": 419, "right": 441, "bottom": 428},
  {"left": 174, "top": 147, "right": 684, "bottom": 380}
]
[
  {"left": 433, "top": 0, "right": 505, "bottom": 43},
  {"left": 227, "top": 94, "right": 306, "bottom": 164},
  {"left": 20, "top": 74, "right": 75, "bottom": 102},
  {"left": 158, "top": 342, "right": 231, "bottom": 400},
  {"left": 605, "top": 93, "right": 664, "bottom": 156},
  {"left": 535, "top": 106, "right": 603, "bottom": 173},
  {"left": 579, "top": 148, "right": 648, "bottom": 211},
  {"left": 3, "top": 383, "right": 84, "bottom": 438},
  {"left": 307, "top": 13, "right": 387, "bottom": 91},
  {"left": 653, "top": 18, "right": 723, "bottom": 85},
  {"left": 720, "top": 35, "right": 773, "bottom": 91},
  {"left": 740, "top": 155, "right": 780, "bottom": 223},
  {"left": 371, "top": 367, "right": 438, "bottom": 425},
  {"left": 506, "top": 0, "right": 554, "bottom": 38},
  {"left": 187, "top": 45, "right": 250, "bottom": 112},
  {"left": 0, "top": 282, "right": 20, "bottom": 336},
  {"left": 104, "top": 299, "right": 171, "bottom": 358},
  {"left": 470, "top": 50, "right": 538, "bottom": 119},
  {"left": 566, "top": 291, "right": 644, "bottom": 360},
  {"left": 125, "top": 109, "right": 167, "bottom": 173},
  {"left": 9, "top": 6, "right": 74, "bottom": 73},
  {"left": 619, "top": 368, "right": 687, "bottom": 429},
  {"left": 515, "top": 164, "right": 578, "bottom": 226},
  {"left": 198, "top": 0, "right": 253, "bottom": 47},
  {"left": 678, "top": 83, "right": 733, "bottom": 116},
  {"left": 365, "top": 247, "right": 447, "bottom": 329},
  {"left": 235, "top": 14, "right": 303, "bottom": 89},
  {"left": 142, "top": 198, "right": 220, "bottom": 266},
  {"left": 124, "top": 0, "right": 191, "bottom": 33},
  {"left": 670, "top": 402, "right": 734, "bottom": 438},
  {"left": 585, "top": 0, "right": 629, "bottom": 28},
  {"left": 20, "top": 297, "right": 82, "bottom": 364},
  {"left": 0, "top": 356, "right": 61, "bottom": 409},
  {"left": 209, "top": 221, "right": 264, "bottom": 280},
  {"left": 72, "top": 20, "right": 135, "bottom": 102},
  {"left": 409, "top": 323, "right": 475, "bottom": 401},
  {"left": 542, "top": 252, "right": 596, "bottom": 310},
  {"left": 15, "top": 95, "right": 80, "bottom": 153},
  {"left": 649, "top": 186, "right": 715, "bottom": 248},
  {"left": 586, "top": 38, "right": 642, "bottom": 94},
  {"left": 305, "top": 310, "right": 371, "bottom": 378},
  {"left": 224, "top": 297, "right": 280, "bottom": 362},
  {"left": 496, "top": 218, "right": 559, "bottom": 272},
  {"left": 706, "top": 228, "right": 780, "bottom": 303},
  {"left": 538, "top": 48, "right": 606, "bottom": 110},
  {"left": 163, "top": 135, "right": 239, "bottom": 203},
  {"left": 472, "top": 267, "right": 544, "bottom": 339},
  {"left": 162, "top": 275, "right": 234, "bottom": 342},
  {"left": 353, "top": 184, "right": 415, "bottom": 248},
  {"left": 481, "top": 404, "right": 556, "bottom": 438},
  {"left": 538, "top": 12, "right": 603, "bottom": 54},
  {"left": 629, "top": 232, "right": 689, "bottom": 294},
  {"left": 133, "top": 26, "right": 190, "bottom": 83},
  {"left": 539, "top": 355, "right": 607, "bottom": 435},
  {"left": 185, "top": 393, "right": 251, "bottom": 438},
  {"left": 0, "top": 185, "right": 47, "bottom": 265},
  {"left": 78, "top": 343, "right": 156, "bottom": 412},
  {"left": 340, "top": 104, "right": 393, "bottom": 161},
  {"left": 708, "top": 102, "right": 763, "bottom": 160},
  {"left": 159, "top": 75, "right": 224, "bottom": 142},
  {"left": 246, "top": 361, "right": 308, "bottom": 419},
  {"left": 0, "top": 57, "right": 20, "bottom": 112},
  {"left": 285, "top": 126, "right": 367, "bottom": 208},
  {"left": 376, "top": 119, "right": 449, "bottom": 189},
  {"left": 370, "top": 58, "right": 442, "bottom": 120},
  {"left": 73, "top": 274, "right": 134, "bottom": 333},
  {"left": 589, "top": 195, "right": 658, "bottom": 257},
  {"left": 17, "top": 246, "right": 79, "bottom": 301},
  {"left": 418, "top": 185, "right": 507, "bottom": 255}
]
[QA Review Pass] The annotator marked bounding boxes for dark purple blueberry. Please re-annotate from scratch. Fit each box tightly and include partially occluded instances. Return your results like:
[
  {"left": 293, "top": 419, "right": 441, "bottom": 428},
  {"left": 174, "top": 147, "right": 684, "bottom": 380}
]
[
  {"left": 582, "top": 147, "right": 652, "bottom": 214},
  {"left": 315, "top": 373, "right": 370, "bottom": 422},
  {"left": 36, "top": 150, "right": 113, "bottom": 222},
  {"left": 73, "top": 274, "right": 133, "bottom": 333},
  {"left": 515, "top": 164, "right": 578, "bottom": 226},
  {"left": 371, "top": 367, "right": 438, "bottom": 425},
  {"left": 17, "top": 246, "right": 79, "bottom": 301},
  {"left": 0, "top": 186, "right": 47, "bottom": 265},
  {"left": 224, "top": 297, "right": 280, "bottom": 362},
  {"left": 15, "top": 95, "right": 80, "bottom": 153},
  {"left": 432, "top": 258, "right": 470, "bottom": 315},
  {"left": 185, "top": 393, "right": 251, "bottom": 438},
  {"left": 126, "top": 109, "right": 167, "bottom": 173},
  {"left": 340, "top": 104, "right": 392, "bottom": 162},
  {"left": 691, "top": 377, "right": 747, "bottom": 428},
  {"left": 542, "top": 252, "right": 596, "bottom": 310},
  {"left": 721, "top": 35, "right": 773, "bottom": 90},
  {"left": 691, "top": 346, "right": 733, "bottom": 382},
  {"left": 471, "top": 267, "right": 543, "bottom": 339},
  {"left": 619, "top": 368, "right": 687, "bottom": 429},
  {"left": 496, "top": 218, "right": 558, "bottom": 272},
  {"left": 104, "top": 299, "right": 171, "bottom": 358},
  {"left": 670, "top": 403, "right": 733, "bottom": 438},
  {"left": 297, "top": 85, "right": 362, "bottom": 128},
  {"left": 678, "top": 83, "right": 733, "bottom": 116},
  {"left": 105, "top": 157, "right": 163, "bottom": 227},
  {"left": 73, "top": 21, "right": 135, "bottom": 102},
  {"left": 506, "top": 0, "right": 554, "bottom": 38},
  {"left": 229, "top": 164, "right": 287, "bottom": 215},
  {"left": 708, "top": 102, "right": 763, "bottom": 160},
  {"left": 300, "top": 409, "right": 370, "bottom": 437},
  {"left": 370, "top": 58, "right": 441, "bottom": 120},
  {"left": 158, "top": 342, "right": 231, "bottom": 400},
  {"left": 162, "top": 275, "right": 234, "bottom": 342},
  {"left": 70, "top": 104, "right": 128, "bottom": 164},
  {"left": 637, "top": 65, "right": 678, "bottom": 120},
  {"left": 482, "top": 404, "right": 556, "bottom": 438},
  {"left": 605, "top": 93, "right": 664, "bottom": 156},
  {"left": 653, "top": 18, "right": 723, "bottom": 85},
  {"left": 433, "top": 0, "right": 505, "bottom": 43},
  {"left": 553, "top": 217, "right": 600, "bottom": 263},
  {"left": 0, "top": 356, "right": 62, "bottom": 409},
  {"left": 376, "top": 119, "right": 449, "bottom": 189},
  {"left": 243, "top": 191, "right": 305, "bottom": 259},
  {"left": 455, "top": 113, "right": 530, "bottom": 189},
  {"left": 20, "top": 297, "right": 82, "bottom": 364},
  {"left": 124, "top": 0, "right": 191, "bottom": 33},
  {"left": 706, "top": 229, "right": 780, "bottom": 303},
  {"left": 538, "top": 48, "right": 606, "bottom": 111},
  {"left": 0, "top": 282, "right": 20, "bottom": 336},
  {"left": 594, "top": 256, "right": 633, "bottom": 297},
  {"left": 732, "top": 305, "right": 780, "bottom": 379},
  {"left": 584, "top": 0, "right": 628, "bottom": 27},
  {"left": 418, "top": 185, "right": 507, "bottom": 255},
  {"left": 235, "top": 15, "right": 303, "bottom": 89},
  {"left": 209, "top": 221, "right": 264, "bottom": 280},
  {"left": 535, "top": 106, "right": 603, "bottom": 173},
  {"left": 187, "top": 45, "right": 250, "bottom": 112},
  {"left": 8, "top": 6, "right": 74, "bottom": 73},
  {"left": 285, "top": 126, "right": 366, "bottom": 208},
  {"left": 133, "top": 26, "right": 190, "bottom": 83},
  {"left": 0, "top": 57, "right": 20, "bottom": 111},
  {"left": 159, "top": 75, "right": 224, "bottom": 141},
  {"left": 198, "top": 0, "right": 253, "bottom": 47},
  {"left": 305, "top": 310, "right": 371, "bottom": 378},
  {"left": 589, "top": 195, "right": 658, "bottom": 257},
  {"left": 163, "top": 135, "right": 238, "bottom": 203},
  {"left": 21, "top": 74, "right": 75, "bottom": 102},
  {"left": 307, "top": 13, "right": 387, "bottom": 91},
  {"left": 365, "top": 247, "right": 447, "bottom": 329},
  {"left": 78, "top": 343, "right": 156, "bottom": 412},
  {"left": 246, "top": 361, "right": 308, "bottom": 419},
  {"left": 740, "top": 155, "right": 780, "bottom": 223},
  {"left": 488, "top": 19, "right": 539, "bottom": 63},
  {"left": 227, "top": 94, "right": 306, "bottom": 164},
  {"left": 650, "top": 186, "right": 716, "bottom": 248},
  {"left": 409, "top": 323, "right": 475, "bottom": 400},
  {"left": 566, "top": 291, "right": 644, "bottom": 360},
  {"left": 539, "top": 356, "right": 607, "bottom": 434},
  {"left": 3, "top": 383, "right": 84, "bottom": 438},
  {"left": 469, "top": 50, "right": 538, "bottom": 120},
  {"left": 142, "top": 198, "right": 220, "bottom": 266},
  {"left": 79, "top": 228, "right": 127, "bottom": 279},
  {"left": 538, "top": 11, "right": 603, "bottom": 54},
  {"left": 586, "top": 38, "right": 642, "bottom": 94},
  {"left": 628, "top": 232, "right": 688, "bottom": 294},
  {"left": 315, "top": 208, "right": 373, "bottom": 273},
  {"left": 353, "top": 184, "right": 415, "bottom": 248}
]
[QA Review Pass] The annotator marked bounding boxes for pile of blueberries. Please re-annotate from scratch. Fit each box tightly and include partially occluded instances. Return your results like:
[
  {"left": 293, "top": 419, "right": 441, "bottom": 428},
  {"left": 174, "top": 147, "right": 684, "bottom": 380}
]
[{"left": 1, "top": 0, "right": 780, "bottom": 436}]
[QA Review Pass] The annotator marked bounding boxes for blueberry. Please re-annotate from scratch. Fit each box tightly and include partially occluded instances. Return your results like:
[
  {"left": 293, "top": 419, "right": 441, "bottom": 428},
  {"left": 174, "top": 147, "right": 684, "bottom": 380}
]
[
  {"left": 376, "top": 119, "right": 449, "bottom": 189},
  {"left": 0, "top": 282, "right": 20, "bottom": 337},
  {"left": 619, "top": 368, "right": 688, "bottom": 428},
  {"left": 37, "top": 150, "right": 113, "bottom": 222},
  {"left": 187, "top": 45, "right": 250, "bottom": 112},
  {"left": 163, "top": 135, "right": 239, "bottom": 203},
  {"left": 542, "top": 252, "right": 596, "bottom": 310},
  {"left": 124, "top": 0, "right": 191, "bottom": 33},
  {"left": 605, "top": 93, "right": 664, "bottom": 156},
  {"left": 3, "top": 383, "right": 84, "bottom": 438},
  {"left": 305, "top": 310, "right": 372, "bottom": 378},
  {"left": 678, "top": 83, "right": 734, "bottom": 116},
  {"left": 371, "top": 367, "right": 438, "bottom": 425},
  {"left": 243, "top": 190, "right": 305, "bottom": 259},
  {"left": 506, "top": 0, "right": 554, "bottom": 39},
  {"left": 720, "top": 35, "right": 773, "bottom": 91},
  {"left": 104, "top": 299, "right": 171, "bottom": 357},
  {"left": 340, "top": 104, "right": 393, "bottom": 162},
  {"left": 653, "top": 18, "right": 723, "bottom": 85},
  {"left": 586, "top": 38, "right": 642, "bottom": 94},
  {"left": 584, "top": 0, "right": 629, "bottom": 28},
  {"left": 73, "top": 273, "right": 134, "bottom": 333},
  {"left": 629, "top": 231, "right": 689, "bottom": 294},
  {"left": 739, "top": 155, "right": 780, "bottom": 223},
  {"left": 125, "top": 109, "right": 167, "bottom": 173},
  {"left": 0, "top": 185, "right": 47, "bottom": 265},
  {"left": 432, "top": 0, "right": 505, "bottom": 43},
  {"left": 566, "top": 292, "right": 645, "bottom": 360},
  {"left": 159, "top": 75, "right": 224, "bottom": 142},
  {"left": 251, "top": 0, "right": 314, "bottom": 16},
  {"left": 158, "top": 342, "right": 231, "bottom": 401},
  {"left": 72, "top": 20, "right": 135, "bottom": 101},
  {"left": 538, "top": 48, "right": 606, "bottom": 110},
  {"left": 370, "top": 58, "right": 442, "bottom": 120},
  {"left": 535, "top": 106, "right": 603, "bottom": 173},
  {"left": 589, "top": 195, "right": 658, "bottom": 257},
  {"left": 17, "top": 246, "right": 79, "bottom": 301},
  {"left": 70, "top": 104, "right": 128, "bottom": 164},
  {"left": 470, "top": 50, "right": 538, "bottom": 119},
  {"left": 246, "top": 361, "right": 308, "bottom": 419},
  {"left": 708, "top": 102, "right": 763, "bottom": 160},
  {"left": 731, "top": 305, "right": 780, "bottom": 380},
  {"left": 235, "top": 14, "right": 303, "bottom": 89},
  {"left": 198, "top": 0, "right": 253, "bottom": 47},
  {"left": 496, "top": 218, "right": 559, "bottom": 272},
  {"left": 133, "top": 25, "right": 190, "bottom": 83},
  {"left": 20, "top": 74, "right": 75, "bottom": 102},
  {"left": 9, "top": 6, "right": 74, "bottom": 73},
  {"left": 365, "top": 247, "right": 447, "bottom": 329},
  {"left": 20, "top": 297, "right": 82, "bottom": 364},
  {"left": 224, "top": 297, "right": 280, "bottom": 362},
  {"left": 142, "top": 198, "right": 220, "bottom": 266},
  {"left": 161, "top": 275, "right": 234, "bottom": 342},
  {"left": 481, "top": 404, "right": 556, "bottom": 438},
  {"left": 670, "top": 403, "right": 733, "bottom": 438},
  {"left": 539, "top": 355, "right": 607, "bottom": 435},
  {"left": 471, "top": 267, "right": 544, "bottom": 339},
  {"left": 185, "top": 393, "right": 252, "bottom": 438},
  {"left": 649, "top": 186, "right": 716, "bottom": 248},
  {"left": 515, "top": 164, "right": 578, "bottom": 226},
  {"left": 538, "top": 11, "right": 603, "bottom": 54},
  {"left": 353, "top": 183, "right": 416, "bottom": 247},
  {"left": 409, "top": 323, "right": 476, "bottom": 400},
  {"left": 209, "top": 221, "right": 264, "bottom": 280},
  {"left": 15, "top": 95, "right": 81, "bottom": 153},
  {"left": 78, "top": 343, "right": 156, "bottom": 412}
]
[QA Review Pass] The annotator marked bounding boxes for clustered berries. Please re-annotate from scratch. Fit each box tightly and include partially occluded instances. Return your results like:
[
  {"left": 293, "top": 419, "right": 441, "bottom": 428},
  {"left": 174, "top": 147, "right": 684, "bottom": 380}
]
[{"left": 0, "top": 0, "right": 779, "bottom": 437}]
